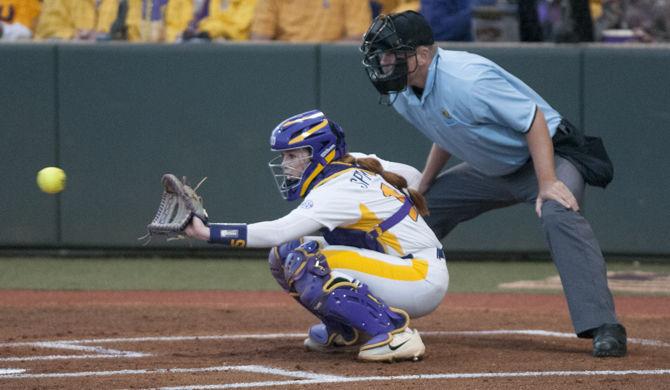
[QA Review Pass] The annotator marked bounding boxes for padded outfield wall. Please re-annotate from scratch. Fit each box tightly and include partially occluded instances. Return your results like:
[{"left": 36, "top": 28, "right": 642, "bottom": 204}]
[{"left": 1, "top": 43, "right": 669, "bottom": 255}]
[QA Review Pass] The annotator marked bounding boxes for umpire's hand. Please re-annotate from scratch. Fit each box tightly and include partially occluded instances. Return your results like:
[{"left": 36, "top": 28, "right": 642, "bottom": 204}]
[{"left": 536, "top": 179, "right": 580, "bottom": 217}]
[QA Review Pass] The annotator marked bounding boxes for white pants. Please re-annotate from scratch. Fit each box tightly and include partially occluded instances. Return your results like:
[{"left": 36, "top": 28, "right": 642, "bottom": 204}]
[{"left": 320, "top": 245, "right": 449, "bottom": 319}]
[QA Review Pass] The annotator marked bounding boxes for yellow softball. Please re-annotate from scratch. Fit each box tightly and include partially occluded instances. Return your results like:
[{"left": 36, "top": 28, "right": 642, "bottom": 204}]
[{"left": 36, "top": 167, "right": 67, "bottom": 194}]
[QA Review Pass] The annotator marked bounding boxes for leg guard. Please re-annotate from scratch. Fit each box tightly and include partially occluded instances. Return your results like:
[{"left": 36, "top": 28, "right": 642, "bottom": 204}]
[
  {"left": 284, "top": 241, "right": 409, "bottom": 347},
  {"left": 274, "top": 240, "right": 358, "bottom": 345},
  {"left": 304, "top": 322, "right": 361, "bottom": 352},
  {"left": 268, "top": 239, "right": 302, "bottom": 292}
]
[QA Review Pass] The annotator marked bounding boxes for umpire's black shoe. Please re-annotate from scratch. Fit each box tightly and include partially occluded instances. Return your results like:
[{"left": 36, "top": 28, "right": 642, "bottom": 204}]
[{"left": 592, "top": 324, "right": 627, "bottom": 357}]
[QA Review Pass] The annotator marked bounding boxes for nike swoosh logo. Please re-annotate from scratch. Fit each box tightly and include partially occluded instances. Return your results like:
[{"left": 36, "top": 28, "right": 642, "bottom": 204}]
[{"left": 389, "top": 338, "right": 410, "bottom": 351}]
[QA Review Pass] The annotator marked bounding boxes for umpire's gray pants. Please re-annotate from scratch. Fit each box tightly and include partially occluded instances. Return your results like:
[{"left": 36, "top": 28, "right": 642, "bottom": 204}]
[{"left": 425, "top": 156, "right": 618, "bottom": 336}]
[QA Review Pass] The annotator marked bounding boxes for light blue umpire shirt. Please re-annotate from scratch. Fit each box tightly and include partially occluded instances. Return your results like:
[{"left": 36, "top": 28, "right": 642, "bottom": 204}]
[{"left": 392, "top": 48, "right": 563, "bottom": 176}]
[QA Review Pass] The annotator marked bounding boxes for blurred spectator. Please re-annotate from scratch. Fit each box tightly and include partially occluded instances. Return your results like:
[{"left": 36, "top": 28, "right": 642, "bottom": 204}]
[
  {"left": 138, "top": 0, "right": 168, "bottom": 42},
  {"left": 251, "top": 0, "right": 371, "bottom": 42},
  {"left": 518, "top": 0, "right": 544, "bottom": 41},
  {"left": 523, "top": 0, "right": 600, "bottom": 41},
  {"left": 372, "top": 0, "right": 419, "bottom": 15},
  {"left": 166, "top": 0, "right": 256, "bottom": 42},
  {"left": 374, "top": 0, "right": 472, "bottom": 42},
  {"left": 590, "top": 0, "right": 602, "bottom": 20},
  {"left": 0, "top": 0, "right": 41, "bottom": 41},
  {"left": 568, "top": 0, "right": 595, "bottom": 40},
  {"left": 371, "top": 0, "right": 383, "bottom": 16},
  {"left": 422, "top": 0, "right": 473, "bottom": 41},
  {"left": 595, "top": 0, "right": 670, "bottom": 41},
  {"left": 536, "top": 0, "right": 563, "bottom": 40},
  {"left": 35, "top": 0, "right": 143, "bottom": 41},
  {"left": 165, "top": 0, "right": 205, "bottom": 41},
  {"left": 471, "top": 0, "right": 520, "bottom": 41},
  {"left": 530, "top": 0, "right": 595, "bottom": 41}
]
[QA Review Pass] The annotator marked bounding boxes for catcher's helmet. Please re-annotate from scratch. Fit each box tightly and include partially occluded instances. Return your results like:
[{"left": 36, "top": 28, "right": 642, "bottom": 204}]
[
  {"left": 361, "top": 11, "right": 434, "bottom": 102},
  {"left": 269, "top": 110, "right": 347, "bottom": 201}
]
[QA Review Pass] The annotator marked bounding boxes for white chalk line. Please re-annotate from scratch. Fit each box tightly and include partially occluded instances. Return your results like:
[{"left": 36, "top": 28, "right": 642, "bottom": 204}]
[
  {"left": 0, "top": 354, "right": 144, "bottom": 362},
  {"left": 0, "top": 339, "right": 151, "bottom": 363},
  {"left": 1, "top": 363, "right": 669, "bottom": 387},
  {"left": 0, "top": 365, "right": 343, "bottom": 380},
  {"left": 0, "top": 333, "right": 306, "bottom": 348},
  {"left": 423, "top": 330, "right": 670, "bottom": 348},
  {"left": 33, "top": 341, "right": 149, "bottom": 356},
  {"left": 0, "top": 369, "right": 25, "bottom": 375},
  {"left": 151, "top": 369, "right": 670, "bottom": 390},
  {"left": 0, "top": 329, "right": 667, "bottom": 365}
]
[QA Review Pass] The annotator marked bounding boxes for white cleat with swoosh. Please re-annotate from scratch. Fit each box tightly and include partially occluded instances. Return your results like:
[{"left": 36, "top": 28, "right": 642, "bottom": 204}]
[{"left": 357, "top": 328, "right": 425, "bottom": 363}]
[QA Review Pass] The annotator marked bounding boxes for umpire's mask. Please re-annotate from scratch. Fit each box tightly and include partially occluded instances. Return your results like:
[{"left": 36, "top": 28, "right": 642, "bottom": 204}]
[{"left": 360, "top": 11, "right": 435, "bottom": 105}]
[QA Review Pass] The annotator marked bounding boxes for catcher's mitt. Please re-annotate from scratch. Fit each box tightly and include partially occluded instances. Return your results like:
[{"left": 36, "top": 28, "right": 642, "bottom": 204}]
[{"left": 143, "top": 174, "right": 209, "bottom": 239}]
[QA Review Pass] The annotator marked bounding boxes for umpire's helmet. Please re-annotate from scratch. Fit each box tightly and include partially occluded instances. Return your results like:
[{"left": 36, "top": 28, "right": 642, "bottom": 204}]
[
  {"left": 361, "top": 11, "right": 434, "bottom": 102},
  {"left": 269, "top": 110, "right": 347, "bottom": 201}
]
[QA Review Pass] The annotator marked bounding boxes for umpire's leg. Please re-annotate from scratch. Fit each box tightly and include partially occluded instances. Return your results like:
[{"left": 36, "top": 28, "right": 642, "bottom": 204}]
[
  {"left": 423, "top": 162, "right": 518, "bottom": 238},
  {"left": 533, "top": 157, "right": 619, "bottom": 335}
]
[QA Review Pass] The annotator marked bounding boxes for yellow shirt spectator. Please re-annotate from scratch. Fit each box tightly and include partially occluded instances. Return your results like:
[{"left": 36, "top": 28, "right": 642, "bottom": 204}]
[
  {"left": 35, "top": 0, "right": 142, "bottom": 41},
  {"left": 136, "top": 0, "right": 169, "bottom": 42},
  {"left": 373, "top": 0, "right": 419, "bottom": 14},
  {"left": 199, "top": 0, "right": 256, "bottom": 40},
  {"left": 251, "top": 0, "right": 372, "bottom": 42},
  {"left": 0, "top": 0, "right": 42, "bottom": 30},
  {"left": 165, "top": 0, "right": 256, "bottom": 42}
]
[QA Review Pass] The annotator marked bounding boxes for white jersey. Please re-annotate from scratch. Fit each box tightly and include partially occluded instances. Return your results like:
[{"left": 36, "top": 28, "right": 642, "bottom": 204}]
[{"left": 290, "top": 164, "right": 442, "bottom": 257}]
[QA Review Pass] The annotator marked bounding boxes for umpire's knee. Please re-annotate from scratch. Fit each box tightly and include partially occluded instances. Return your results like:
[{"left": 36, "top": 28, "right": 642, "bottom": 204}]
[{"left": 540, "top": 200, "right": 573, "bottom": 229}]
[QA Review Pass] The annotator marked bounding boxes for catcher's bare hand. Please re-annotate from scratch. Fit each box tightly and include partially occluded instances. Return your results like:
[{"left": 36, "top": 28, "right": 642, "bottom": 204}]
[
  {"left": 184, "top": 216, "right": 210, "bottom": 241},
  {"left": 535, "top": 179, "right": 579, "bottom": 217}
]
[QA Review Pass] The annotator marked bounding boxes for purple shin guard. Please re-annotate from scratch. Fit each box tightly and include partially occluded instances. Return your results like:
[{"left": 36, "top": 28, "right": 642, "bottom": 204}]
[
  {"left": 268, "top": 240, "right": 302, "bottom": 291},
  {"left": 284, "top": 241, "right": 409, "bottom": 341}
]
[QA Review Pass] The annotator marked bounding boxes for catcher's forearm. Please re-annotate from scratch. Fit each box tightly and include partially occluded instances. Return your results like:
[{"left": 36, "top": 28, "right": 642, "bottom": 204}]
[
  {"left": 246, "top": 215, "right": 322, "bottom": 247},
  {"left": 207, "top": 214, "right": 322, "bottom": 248}
]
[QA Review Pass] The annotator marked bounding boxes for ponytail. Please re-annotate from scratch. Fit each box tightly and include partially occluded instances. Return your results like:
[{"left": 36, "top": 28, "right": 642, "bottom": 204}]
[{"left": 340, "top": 154, "right": 429, "bottom": 216}]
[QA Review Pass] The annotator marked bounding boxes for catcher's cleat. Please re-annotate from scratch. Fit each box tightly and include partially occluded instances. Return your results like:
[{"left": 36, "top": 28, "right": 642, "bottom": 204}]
[
  {"left": 303, "top": 323, "right": 361, "bottom": 353},
  {"left": 357, "top": 328, "right": 425, "bottom": 363},
  {"left": 592, "top": 324, "right": 627, "bottom": 357}
]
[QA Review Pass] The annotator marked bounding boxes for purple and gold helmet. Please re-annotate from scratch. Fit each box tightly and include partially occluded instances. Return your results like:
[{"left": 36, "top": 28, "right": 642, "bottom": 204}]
[{"left": 269, "top": 110, "right": 347, "bottom": 201}]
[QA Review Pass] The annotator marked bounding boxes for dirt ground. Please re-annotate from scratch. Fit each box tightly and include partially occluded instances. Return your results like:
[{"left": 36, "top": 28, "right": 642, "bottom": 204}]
[{"left": 0, "top": 291, "right": 668, "bottom": 389}]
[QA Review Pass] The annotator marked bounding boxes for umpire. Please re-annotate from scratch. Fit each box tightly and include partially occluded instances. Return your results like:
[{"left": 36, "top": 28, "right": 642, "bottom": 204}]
[{"left": 360, "top": 11, "right": 626, "bottom": 357}]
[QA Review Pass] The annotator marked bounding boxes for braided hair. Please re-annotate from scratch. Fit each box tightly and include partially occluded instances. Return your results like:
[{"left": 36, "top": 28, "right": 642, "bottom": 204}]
[{"left": 340, "top": 154, "right": 429, "bottom": 217}]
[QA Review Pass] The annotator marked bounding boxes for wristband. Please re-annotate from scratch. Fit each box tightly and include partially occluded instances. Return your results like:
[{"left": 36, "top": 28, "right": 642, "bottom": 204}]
[{"left": 208, "top": 223, "right": 247, "bottom": 247}]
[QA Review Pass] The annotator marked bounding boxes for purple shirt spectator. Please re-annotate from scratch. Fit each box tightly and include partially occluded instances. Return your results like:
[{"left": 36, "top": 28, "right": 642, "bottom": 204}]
[{"left": 421, "top": 0, "right": 473, "bottom": 41}]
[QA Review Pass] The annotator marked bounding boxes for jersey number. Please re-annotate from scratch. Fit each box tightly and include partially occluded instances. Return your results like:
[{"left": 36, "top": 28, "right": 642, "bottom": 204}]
[{"left": 380, "top": 183, "right": 418, "bottom": 221}]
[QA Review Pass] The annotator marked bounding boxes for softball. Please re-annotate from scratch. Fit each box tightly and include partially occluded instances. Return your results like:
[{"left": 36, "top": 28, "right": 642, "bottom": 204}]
[{"left": 36, "top": 167, "right": 66, "bottom": 194}]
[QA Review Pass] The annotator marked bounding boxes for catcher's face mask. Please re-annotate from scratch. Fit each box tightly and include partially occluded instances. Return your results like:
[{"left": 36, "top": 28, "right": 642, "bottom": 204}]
[
  {"left": 269, "top": 147, "right": 312, "bottom": 200},
  {"left": 361, "top": 15, "right": 416, "bottom": 104},
  {"left": 269, "top": 110, "right": 347, "bottom": 201}
]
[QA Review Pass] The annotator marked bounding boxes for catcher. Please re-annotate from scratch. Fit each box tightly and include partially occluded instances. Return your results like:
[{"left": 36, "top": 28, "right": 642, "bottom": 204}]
[{"left": 146, "top": 109, "right": 449, "bottom": 362}]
